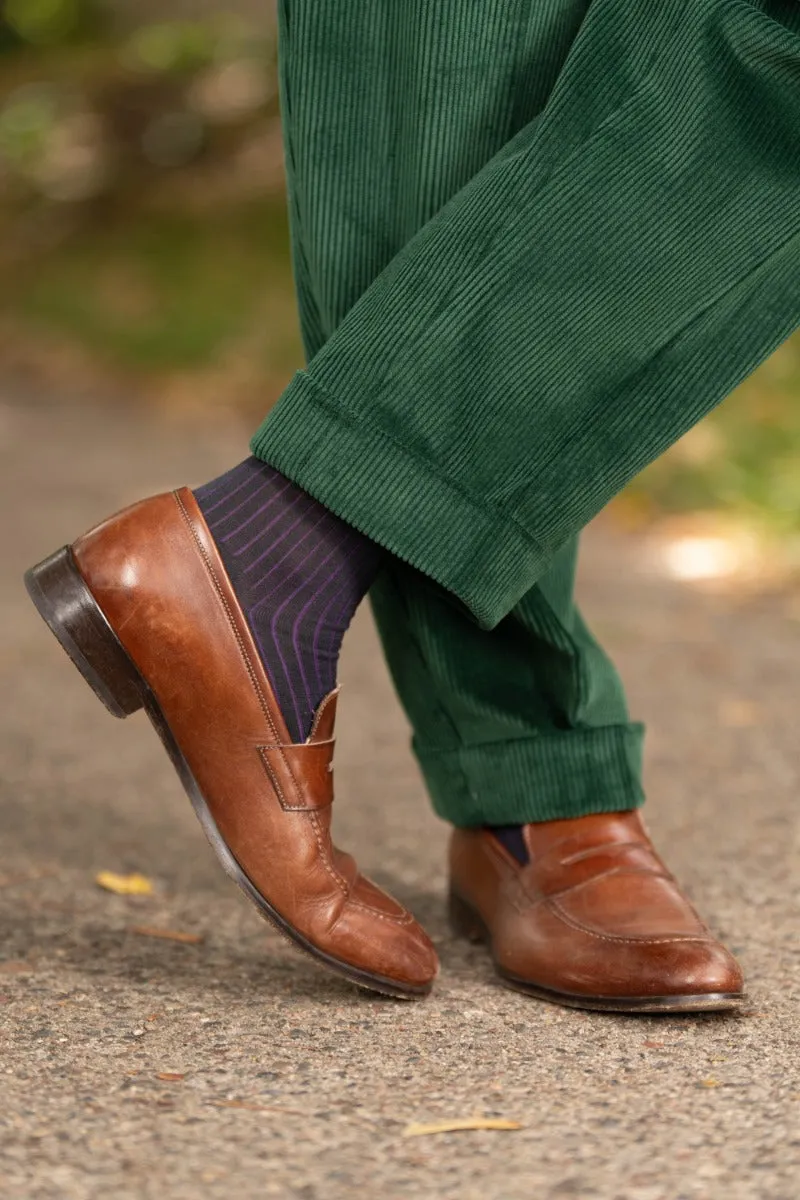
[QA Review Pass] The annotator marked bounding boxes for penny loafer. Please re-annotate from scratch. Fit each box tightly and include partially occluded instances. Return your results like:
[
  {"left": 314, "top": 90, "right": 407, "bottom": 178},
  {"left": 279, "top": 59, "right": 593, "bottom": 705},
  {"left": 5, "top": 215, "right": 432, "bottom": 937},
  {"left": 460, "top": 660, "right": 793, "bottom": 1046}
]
[
  {"left": 449, "top": 812, "right": 745, "bottom": 1013},
  {"left": 25, "top": 488, "right": 438, "bottom": 998}
]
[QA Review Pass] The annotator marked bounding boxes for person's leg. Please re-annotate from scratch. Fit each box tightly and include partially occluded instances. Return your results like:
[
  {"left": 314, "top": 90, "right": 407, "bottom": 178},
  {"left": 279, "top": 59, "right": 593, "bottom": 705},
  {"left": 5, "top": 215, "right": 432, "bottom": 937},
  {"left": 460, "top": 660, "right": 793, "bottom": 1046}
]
[
  {"left": 372, "top": 541, "right": 643, "bottom": 830},
  {"left": 252, "top": 0, "right": 800, "bottom": 631},
  {"left": 25, "top": 0, "right": 603, "bottom": 1000},
  {"left": 195, "top": 0, "right": 611, "bottom": 777},
  {"left": 238, "top": 0, "right": 777, "bottom": 1009},
  {"left": 28, "top": 0, "right": 781, "bottom": 1005},
  {"left": 274, "top": 0, "right": 642, "bottom": 831}
]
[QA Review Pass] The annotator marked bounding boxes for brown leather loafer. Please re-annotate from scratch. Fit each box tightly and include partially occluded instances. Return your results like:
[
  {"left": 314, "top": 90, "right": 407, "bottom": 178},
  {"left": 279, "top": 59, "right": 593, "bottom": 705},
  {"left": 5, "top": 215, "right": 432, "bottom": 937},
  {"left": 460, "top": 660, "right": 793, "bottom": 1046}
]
[
  {"left": 449, "top": 812, "right": 745, "bottom": 1012},
  {"left": 25, "top": 488, "right": 438, "bottom": 998}
]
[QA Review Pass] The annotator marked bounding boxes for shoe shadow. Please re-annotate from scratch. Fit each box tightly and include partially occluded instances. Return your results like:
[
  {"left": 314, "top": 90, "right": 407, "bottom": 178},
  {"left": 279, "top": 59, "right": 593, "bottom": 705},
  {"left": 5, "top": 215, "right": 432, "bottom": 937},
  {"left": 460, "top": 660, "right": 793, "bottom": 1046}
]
[{"left": 0, "top": 868, "right": 454, "bottom": 1007}]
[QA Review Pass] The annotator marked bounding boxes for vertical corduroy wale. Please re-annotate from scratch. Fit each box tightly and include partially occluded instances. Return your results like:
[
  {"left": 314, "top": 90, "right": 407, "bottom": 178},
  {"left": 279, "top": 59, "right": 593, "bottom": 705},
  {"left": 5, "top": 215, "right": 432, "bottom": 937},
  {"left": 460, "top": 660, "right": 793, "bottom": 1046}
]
[{"left": 245, "top": 0, "right": 800, "bottom": 825}]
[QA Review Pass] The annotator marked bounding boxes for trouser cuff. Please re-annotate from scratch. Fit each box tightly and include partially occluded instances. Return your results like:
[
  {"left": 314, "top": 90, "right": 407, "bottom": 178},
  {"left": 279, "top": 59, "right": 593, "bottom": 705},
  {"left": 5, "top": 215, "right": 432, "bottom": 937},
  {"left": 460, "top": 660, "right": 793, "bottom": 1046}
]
[
  {"left": 415, "top": 724, "right": 646, "bottom": 826},
  {"left": 251, "top": 370, "right": 549, "bottom": 629}
]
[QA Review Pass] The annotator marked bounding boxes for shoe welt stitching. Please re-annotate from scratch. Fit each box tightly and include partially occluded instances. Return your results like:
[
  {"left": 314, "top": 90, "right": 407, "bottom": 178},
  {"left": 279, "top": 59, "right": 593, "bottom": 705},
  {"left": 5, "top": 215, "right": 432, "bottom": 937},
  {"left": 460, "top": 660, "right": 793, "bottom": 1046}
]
[
  {"left": 308, "top": 810, "right": 349, "bottom": 896},
  {"left": 345, "top": 901, "right": 415, "bottom": 925},
  {"left": 312, "top": 811, "right": 416, "bottom": 927},
  {"left": 547, "top": 896, "right": 714, "bottom": 946}
]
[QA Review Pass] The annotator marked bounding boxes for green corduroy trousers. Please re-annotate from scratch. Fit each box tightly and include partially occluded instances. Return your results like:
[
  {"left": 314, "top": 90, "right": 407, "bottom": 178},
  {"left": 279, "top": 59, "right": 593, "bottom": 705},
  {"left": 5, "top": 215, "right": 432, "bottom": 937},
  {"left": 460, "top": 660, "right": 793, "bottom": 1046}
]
[{"left": 251, "top": 0, "right": 800, "bottom": 827}]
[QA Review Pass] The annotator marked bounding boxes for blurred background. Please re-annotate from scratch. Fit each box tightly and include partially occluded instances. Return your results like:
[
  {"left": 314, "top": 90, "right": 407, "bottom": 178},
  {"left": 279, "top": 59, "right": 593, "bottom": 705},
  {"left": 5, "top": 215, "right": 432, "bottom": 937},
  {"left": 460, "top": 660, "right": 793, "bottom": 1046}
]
[
  {"left": 1, "top": 0, "right": 800, "bottom": 580},
  {"left": 2, "top": 9, "right": 799, "bottom": 1194},
  {"left": 0, "top": 0, "right": 299, "bottom": 415}
]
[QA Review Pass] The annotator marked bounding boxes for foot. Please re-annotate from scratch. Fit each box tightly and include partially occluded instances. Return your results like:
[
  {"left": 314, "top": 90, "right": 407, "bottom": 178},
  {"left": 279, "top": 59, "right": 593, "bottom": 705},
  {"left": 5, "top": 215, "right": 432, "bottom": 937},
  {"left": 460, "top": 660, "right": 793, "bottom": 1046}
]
[
  {"left": 25, "top": 489, "right": 438, "bottom": 998},
  {"left": 449, "top": 812, "right": 744, "bottom": 1012}
]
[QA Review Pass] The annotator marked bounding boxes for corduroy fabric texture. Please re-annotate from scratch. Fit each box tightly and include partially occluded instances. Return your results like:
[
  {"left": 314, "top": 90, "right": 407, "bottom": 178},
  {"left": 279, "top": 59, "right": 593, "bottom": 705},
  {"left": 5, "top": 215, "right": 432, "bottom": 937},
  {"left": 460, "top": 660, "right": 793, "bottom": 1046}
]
[
  {"left": 250, "top": 0, "right": 800, "bottom": 824},
  {"left": 253, "top": 0, "right": 800, "bottom": 626},
  {"left": 371, "top": 542, "right": 645, "bottom": 825}
]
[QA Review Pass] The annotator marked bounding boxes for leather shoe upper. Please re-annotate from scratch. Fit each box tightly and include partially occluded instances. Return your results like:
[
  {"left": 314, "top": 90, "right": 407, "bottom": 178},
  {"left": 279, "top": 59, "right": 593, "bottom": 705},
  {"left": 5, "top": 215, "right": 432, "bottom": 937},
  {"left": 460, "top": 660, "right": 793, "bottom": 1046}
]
[
  {"left": 72, "top": 489, "right": 438, "bottom": 992},
  {"left": 450, "top": 811, "right": 744, "bottom": 1000}
]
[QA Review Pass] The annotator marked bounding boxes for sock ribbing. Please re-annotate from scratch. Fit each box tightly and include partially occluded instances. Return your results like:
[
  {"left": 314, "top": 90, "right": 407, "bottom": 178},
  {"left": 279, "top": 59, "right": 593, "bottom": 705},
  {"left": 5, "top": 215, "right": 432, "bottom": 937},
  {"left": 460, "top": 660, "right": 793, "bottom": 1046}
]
[{"left": 195, "top": 457, "right": 381, "bottom": 741}]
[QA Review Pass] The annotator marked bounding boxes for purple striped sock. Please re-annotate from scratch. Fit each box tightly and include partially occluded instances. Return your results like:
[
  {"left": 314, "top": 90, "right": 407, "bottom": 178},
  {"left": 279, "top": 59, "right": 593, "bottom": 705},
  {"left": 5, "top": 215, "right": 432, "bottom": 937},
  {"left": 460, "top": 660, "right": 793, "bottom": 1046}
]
[{"left": 194, "top": 457, "right": 382, "bottom": 742}]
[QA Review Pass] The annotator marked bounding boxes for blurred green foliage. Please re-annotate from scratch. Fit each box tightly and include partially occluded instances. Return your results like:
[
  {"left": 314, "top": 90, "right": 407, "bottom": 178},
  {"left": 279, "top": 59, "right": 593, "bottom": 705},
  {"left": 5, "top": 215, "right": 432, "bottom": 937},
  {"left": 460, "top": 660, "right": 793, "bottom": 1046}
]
[
  {"left": 0, "top": 1, "right": 798, "bottom": 539},
  {"left": 0, "top": 1, "right": 299, "bottom": 405},
  {"left": 0, "top": 2, "right": 276, "bottom": 200},
  {"left": 2, "top": 0, "right": 105, "bottom": 47},
  {"left": 15, "top": 200, "right": 297, "bottom": 371},
  {"left": 624, "top": 340, "right": 800, "bottom": 542}
]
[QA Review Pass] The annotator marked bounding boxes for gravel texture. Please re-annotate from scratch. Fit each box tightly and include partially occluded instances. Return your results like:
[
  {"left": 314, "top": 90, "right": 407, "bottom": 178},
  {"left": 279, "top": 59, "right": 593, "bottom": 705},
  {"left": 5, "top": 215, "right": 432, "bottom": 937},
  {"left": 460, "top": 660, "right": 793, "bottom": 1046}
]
[{"left": 1, "top": 389, "right": 798, "bottom": 1199}]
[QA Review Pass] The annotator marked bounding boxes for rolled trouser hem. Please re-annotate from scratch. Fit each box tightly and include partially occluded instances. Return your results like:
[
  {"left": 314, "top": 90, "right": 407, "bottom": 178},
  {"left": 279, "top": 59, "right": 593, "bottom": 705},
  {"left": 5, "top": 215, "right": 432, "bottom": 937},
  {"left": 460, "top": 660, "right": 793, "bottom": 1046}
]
[
  {"left": 415, "top": 723, "right": 646, "bottom": 826},
  {"left": 250, "top": 370, "right": 550, "bottom": 629}
]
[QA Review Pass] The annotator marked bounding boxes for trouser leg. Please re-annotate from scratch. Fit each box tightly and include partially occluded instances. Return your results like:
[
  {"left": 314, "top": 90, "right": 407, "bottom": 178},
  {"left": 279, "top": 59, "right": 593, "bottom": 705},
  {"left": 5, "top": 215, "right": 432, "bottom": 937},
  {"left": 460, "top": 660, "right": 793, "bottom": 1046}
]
[
  {"left": 255, "top": 0, "right": 800, "bottom": 629},
  {"left": 371, "top": 542, "right": 644, "bottom": 825},
  {"left": 274, "top": 0, "right": 644, "bottom": 824}
]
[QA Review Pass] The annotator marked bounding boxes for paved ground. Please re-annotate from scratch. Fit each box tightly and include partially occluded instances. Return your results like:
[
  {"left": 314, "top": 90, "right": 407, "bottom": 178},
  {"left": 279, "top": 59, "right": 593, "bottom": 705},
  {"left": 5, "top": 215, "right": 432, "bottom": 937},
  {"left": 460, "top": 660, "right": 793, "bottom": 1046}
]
[{"left": 1, "top": 388, "right": 798, "bottom": 1199}]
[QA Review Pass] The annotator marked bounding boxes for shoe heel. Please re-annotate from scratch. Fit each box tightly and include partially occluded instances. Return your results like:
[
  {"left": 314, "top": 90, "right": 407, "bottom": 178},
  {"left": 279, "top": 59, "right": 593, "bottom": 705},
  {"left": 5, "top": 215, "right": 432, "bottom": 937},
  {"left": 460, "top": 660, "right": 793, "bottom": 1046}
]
[
  {"left": 24, "top": 546, "right": 145, "bottom": 719},
  {"left": 448, "top": 890, "right": 488, "bottom": 945}
]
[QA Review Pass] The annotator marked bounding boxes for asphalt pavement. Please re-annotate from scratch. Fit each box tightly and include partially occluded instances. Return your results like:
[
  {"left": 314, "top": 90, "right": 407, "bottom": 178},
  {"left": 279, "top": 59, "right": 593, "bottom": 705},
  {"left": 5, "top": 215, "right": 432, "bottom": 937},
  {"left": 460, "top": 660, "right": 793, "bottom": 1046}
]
[{"left": 1, "top": 388, "right": 798, "bottom": 1199}]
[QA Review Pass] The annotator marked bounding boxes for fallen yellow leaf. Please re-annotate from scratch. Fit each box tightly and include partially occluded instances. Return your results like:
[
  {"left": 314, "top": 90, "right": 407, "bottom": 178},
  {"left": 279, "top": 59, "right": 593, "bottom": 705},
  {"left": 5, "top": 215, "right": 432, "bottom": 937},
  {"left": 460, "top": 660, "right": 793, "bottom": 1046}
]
[
  {"left": 156, "top": 1072, "right": 185, "bottom": 1082},
  {"left": 403, "top": 1118, "right": 522, "bottom": 1137},
  {"left": 700, "top": 1078, "right": 721, "bottom": 1088},
  {"left": 131, "top": 926, "right": 203, "bottom": 944},
  {"left": 95, "top": 871, "right": 153, "bottom": 896}
]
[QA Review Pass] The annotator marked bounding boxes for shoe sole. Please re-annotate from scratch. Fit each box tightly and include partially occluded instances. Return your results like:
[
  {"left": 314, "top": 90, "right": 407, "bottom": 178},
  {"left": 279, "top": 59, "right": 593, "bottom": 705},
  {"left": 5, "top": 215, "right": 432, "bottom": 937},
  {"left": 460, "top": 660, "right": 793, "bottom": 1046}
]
[
  {"left": 24, "top": 546, "right": 431, "bottom": 1001},
  {"left": 448, "top": 889, "right": 746, "bottom": 1014}
]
